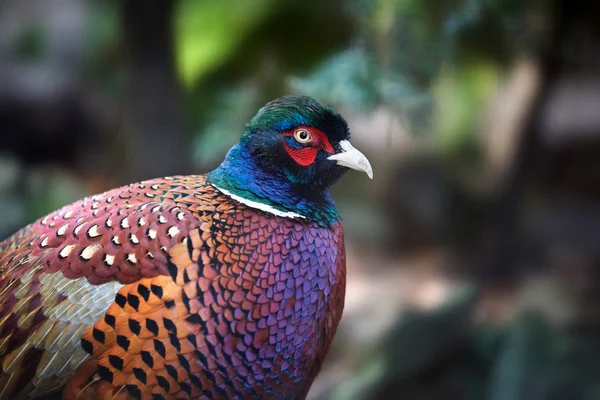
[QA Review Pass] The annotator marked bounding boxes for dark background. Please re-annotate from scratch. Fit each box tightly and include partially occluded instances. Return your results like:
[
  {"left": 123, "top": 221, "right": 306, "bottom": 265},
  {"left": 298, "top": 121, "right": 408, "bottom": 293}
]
[{"left": 1, "top": 1, "right": 599, "bottom": 399}]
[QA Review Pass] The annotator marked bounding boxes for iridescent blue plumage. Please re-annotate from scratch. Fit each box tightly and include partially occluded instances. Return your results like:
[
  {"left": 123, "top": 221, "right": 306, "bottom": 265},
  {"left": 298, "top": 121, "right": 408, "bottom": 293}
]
[{"left": 209, "top": 95, "right": 352, "bottom": 225}]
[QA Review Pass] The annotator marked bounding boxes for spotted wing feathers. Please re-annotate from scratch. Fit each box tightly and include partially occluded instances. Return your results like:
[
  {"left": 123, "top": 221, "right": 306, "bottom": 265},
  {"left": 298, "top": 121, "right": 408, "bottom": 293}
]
[{"left": 0, "top": 176, "right": 207, "bottom": 399}]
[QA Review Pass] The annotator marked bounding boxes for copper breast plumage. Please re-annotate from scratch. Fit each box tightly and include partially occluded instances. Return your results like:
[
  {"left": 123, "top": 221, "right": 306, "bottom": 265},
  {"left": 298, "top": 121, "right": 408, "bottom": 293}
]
[{"left": 0, "top": 175, "right": 346, "bottom": 400}]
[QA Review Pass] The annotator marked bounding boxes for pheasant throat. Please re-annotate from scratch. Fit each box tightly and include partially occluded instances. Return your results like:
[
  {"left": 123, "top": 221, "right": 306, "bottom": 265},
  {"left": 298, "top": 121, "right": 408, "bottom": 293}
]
[{"left": 211, "top": 184, "right": 306, "bottom": 220}]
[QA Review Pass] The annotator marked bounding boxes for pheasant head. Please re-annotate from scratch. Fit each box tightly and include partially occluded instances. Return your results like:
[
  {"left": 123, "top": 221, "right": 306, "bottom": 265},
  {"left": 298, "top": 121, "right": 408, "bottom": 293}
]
[{"left": 208, "top": 95, "right": 373, "bottom": 223}]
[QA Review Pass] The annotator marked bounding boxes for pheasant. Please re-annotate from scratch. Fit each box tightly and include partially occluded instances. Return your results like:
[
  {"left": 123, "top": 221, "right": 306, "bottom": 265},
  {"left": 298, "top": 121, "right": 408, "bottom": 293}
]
[{"left": 0, "top": 95, "right": 372, "bottom": 400}]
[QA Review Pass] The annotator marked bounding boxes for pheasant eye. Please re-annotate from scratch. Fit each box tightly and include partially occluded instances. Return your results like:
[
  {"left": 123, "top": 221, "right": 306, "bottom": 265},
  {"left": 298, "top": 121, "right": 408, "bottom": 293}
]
[{"left": 294, "top": 129, "right": 311, "bottom": 143}]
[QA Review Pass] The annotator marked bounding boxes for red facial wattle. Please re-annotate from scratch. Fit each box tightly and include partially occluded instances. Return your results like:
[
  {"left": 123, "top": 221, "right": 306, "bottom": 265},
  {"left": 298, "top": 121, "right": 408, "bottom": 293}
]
[{"left": 283, "top": 126, "right": 334, "bottom": 167}]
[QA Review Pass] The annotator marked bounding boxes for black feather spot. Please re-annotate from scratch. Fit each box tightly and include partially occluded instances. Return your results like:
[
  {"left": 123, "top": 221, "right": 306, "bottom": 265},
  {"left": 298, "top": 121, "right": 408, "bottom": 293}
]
[
  {"left": 146, "top": 318, "right": 159, "bottom": 336},
  {"left": 165, "top": 364, "right": 178, "bottom": 380},
  {"left": 116, "top": 335, "right": 130, "bottom": 351},
  {"left": 156, "top": 375, "right": 170, "bottom": 392},
  {"left": 92, "top": 328, "right": 105, "bottom": 344},
  {"left": 185, "top": 314, "right": 201, "bottom": 324},
  {"left": 104, "top": 313, "right": 116, "bottom": 327},
  {"left": 80, "top": 338, "right": 93, "bottom": 354},
  {"left": 127, "top": 294, "right": 140, "bottom": 311},
  {"left": 169, "top": 333, "right": 181, "bottom": 352},
  {"left": 205, "top": 369, "right": 216, "bottom": 385},
  {"left": 214, "top": 327, "right": 224, "bottom": 342},
  {"left": 133, "top": 368, "right": 147, "bottom": 384},
  {"left": 222, "top": 375, "right": 235, "bottom": 391},
  {"left": 167, "top": 259, "right": 178, "bottom": 281},
  {"left": 204, "top": 389, "right": 215, "bottom": 400},
  {"left": 97, "top": 365, "right": 113, "bottom": 383},
  {"left": 164, "top": 299, "right": 175, "bottom": 309},
  {"left": 222, "top": 351, "right": 233, "bottom": 366},
  {"left": 186, "top": 334, "right": 197, "bottom": 348},
  {"left": 205, "top": 337, "right": 216, "bottom": 356},
  {"left": 186, "top": 233, "right": 194, "bottom": 255},
  {"left": 215, "top": 386, "right": 227, "bottom": 397},
  {"left": 150, "top": 284, "right": 163, "bottom": 298},
  {"left": 195, "top": 350, "right": 209, "bottom": 368},
  {"left": 137, "top": 284, "right": 150, "bottom": 301},
  {"left": 178, "top": 354, "right": 191, "bottom": 374},
  {"left": 153, "top": 339, "right": 166, "bottom": 358},
  {"left": 197, "top": 318, "right": 208, "bottom": 337},
  {"left": 179, "top": 382, "right": 192, "bottom": 396},
  {"left": 109, "top": 355, "right": 124, "bottom": 370},
  {"left": 181, "top": 291, "right": 192, "bottom": 314},
  {"left": 141, "top": 350, "right": 154, "bottom": 368},
  {"left": 163, "top": 318, "right": 176, "bottom": 334},
  {"left": 125, "top": 384, "right": 142, "bottom": 400},
  {"left": 128, "top": 319, "right": 141, "bottom": 335},
  {"left": 190, "top": 374, "right": 202, "bottom": 389},
  {"left": 115, "top": 293, "right": 127, "bottom": 308}
]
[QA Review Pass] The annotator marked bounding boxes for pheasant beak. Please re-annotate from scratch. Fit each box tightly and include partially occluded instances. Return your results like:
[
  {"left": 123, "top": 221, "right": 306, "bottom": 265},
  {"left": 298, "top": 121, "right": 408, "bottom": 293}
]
[{"left": 328, "top": 140, "right": 373, "bottom": 179}]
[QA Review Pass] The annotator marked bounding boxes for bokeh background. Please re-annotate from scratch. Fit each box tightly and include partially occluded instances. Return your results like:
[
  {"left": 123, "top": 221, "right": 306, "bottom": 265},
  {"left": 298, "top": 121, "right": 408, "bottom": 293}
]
[{"left": 1, "top": 0, "right": 599, "bottom": 399}]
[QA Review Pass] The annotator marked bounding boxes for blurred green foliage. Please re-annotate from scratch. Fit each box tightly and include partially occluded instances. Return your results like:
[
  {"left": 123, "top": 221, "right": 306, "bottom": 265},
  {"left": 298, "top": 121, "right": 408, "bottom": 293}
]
[
  {"left": 176, "top": 0, "right": 276, "bottom": 87},
  {"left": 489, "top": 316, "right": 600, "bottom": 400},
  {"left": 1, "top": 0, "right": 534, "bottom": 227},
  {"left": 334, "top": 289, "right": 600, "bottom": 400},
  {"left": 83, "top": 0, "right": 123, "bottom": 95},
  {"left": 290, "top": 48, "right": 431, "bottom": 128},
  {"left": 59, "top": 0, "right": 530, "bottom": 167},
  {"left": 192, "top": 87, "right": 260, "bottom": 165},
  {"left": 11, "top": 24, "right": 46, "bottom": 61},
  {"left": 26, "top": 171, "right": 88, "bottom": 221},
  {"left": 433, "top": 62, "right": 500, "bottom": 152},
  {"left": 0, "top": 0, "right": 531, "bottom": 227},
  {"left": 173, "top": 0, "right": 529, "bottom": 163}
]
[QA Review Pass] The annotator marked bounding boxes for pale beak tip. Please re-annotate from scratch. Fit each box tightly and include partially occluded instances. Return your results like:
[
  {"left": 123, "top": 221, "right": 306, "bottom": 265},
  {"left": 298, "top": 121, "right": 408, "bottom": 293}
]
[{"left": 328, "top": 140, "right": 374, "bottom": 180}]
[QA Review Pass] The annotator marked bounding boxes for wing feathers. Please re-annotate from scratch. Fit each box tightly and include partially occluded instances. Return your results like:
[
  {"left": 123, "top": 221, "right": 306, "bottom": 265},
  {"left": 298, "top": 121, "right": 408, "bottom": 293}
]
[{"left": 2, "top": 342, "right": 32, "bottom": 373}]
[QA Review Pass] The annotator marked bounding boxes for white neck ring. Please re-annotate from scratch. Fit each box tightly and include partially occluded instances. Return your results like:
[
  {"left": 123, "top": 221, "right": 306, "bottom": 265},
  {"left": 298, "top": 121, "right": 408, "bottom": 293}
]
[{"left": 212, "top": 184, "right": 306, "bottom": 219}]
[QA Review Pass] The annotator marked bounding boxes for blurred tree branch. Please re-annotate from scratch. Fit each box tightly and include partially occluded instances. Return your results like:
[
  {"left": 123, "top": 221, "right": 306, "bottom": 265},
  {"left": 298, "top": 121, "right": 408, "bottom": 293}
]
[
  {"left": 120, "top": 0, "right": 190, "bottom": 182},
  {"left": 478, "top": 1, "right": 564, "bottom": 289}
]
